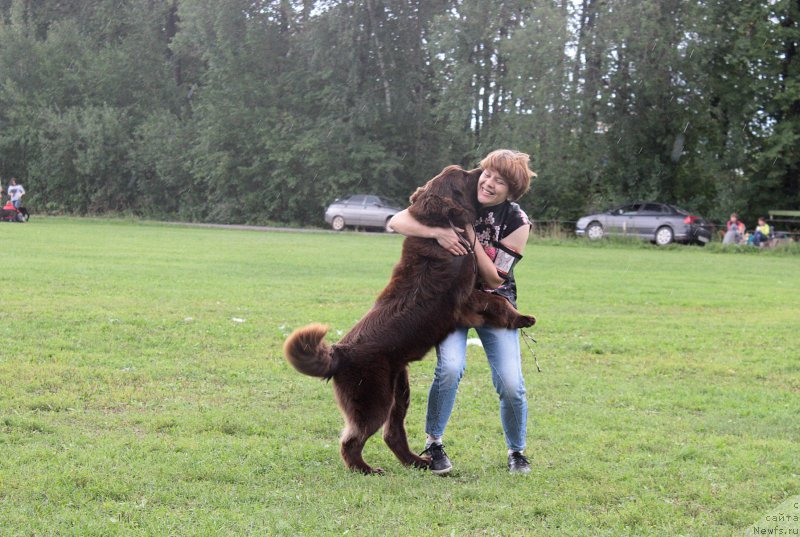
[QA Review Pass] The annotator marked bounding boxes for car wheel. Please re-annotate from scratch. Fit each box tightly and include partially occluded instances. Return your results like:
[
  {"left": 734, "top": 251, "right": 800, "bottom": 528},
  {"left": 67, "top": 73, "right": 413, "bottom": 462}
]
[
  {"left": 586, "top": 222, "right": 604, "bottom": 240},
  {"left": 384, "top": 218, "right": 395, "bottom": 233},
  {"left": 331, "top": 216, "right": 345, "bottom": 231},
  {"left": 655, "top": 226, "right": 674, "bottom": 246}
]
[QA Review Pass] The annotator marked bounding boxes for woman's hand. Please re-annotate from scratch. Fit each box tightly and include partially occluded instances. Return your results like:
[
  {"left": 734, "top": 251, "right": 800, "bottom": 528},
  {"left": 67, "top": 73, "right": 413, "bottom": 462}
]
[
  {"left": 434, "top": 226, "right": 468, "bottom": 256},
  {"left": 390, "top": 209, "right": 468, "bottom": 256}
]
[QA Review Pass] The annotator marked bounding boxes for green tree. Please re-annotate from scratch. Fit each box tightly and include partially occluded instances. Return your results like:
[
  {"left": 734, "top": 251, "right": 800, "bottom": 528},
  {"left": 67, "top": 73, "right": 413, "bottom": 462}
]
[{"left": 1, "top": 0, "right": 797, "bottom": 224}]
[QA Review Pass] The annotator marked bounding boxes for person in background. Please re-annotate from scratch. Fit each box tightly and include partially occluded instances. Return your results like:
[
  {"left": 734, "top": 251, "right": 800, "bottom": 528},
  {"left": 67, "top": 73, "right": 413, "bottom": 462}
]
[
  {"left": 8, "top": 178, "right": 25, "bottom": 209},
  {"left": 751, "top": 217, "right": 771, "bottom": 247},
  {"left": 389, "top": 149, "right": 536, "bottom": 475},
  {"left": 2, "top": 196, "right": 21, "bottom": 221},
  {"left": 722, "top": 213, "right": 745, "bottom": 245}
]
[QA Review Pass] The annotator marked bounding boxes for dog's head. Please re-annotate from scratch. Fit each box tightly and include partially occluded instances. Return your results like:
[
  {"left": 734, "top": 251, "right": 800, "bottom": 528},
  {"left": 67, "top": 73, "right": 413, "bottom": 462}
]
[{"left": 408, "top": 165, "right": 481, "bottom": 228}]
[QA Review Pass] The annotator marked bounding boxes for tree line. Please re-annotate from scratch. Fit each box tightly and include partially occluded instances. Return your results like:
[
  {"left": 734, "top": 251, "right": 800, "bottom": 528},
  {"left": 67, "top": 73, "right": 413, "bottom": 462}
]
[{"left": 0, "top": 0, "right": 797, "bottom": 226}]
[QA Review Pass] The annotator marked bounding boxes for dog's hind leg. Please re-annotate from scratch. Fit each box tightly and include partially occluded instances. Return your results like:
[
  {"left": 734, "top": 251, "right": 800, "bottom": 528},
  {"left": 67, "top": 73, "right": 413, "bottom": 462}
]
[
  {"left": 337, "top": 388, "right": 393, "bottom": 474},
  {"left": 384, "top": 368, "right": 430, "bottom": 469},
  {"left": 340, "top": 425, "right": 383, "bottom": 474}
]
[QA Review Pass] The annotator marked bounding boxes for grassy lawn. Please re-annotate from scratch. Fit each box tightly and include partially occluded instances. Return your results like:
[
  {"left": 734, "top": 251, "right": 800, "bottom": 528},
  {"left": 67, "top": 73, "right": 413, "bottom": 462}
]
[{"left": 1, "top": 218, "right": 798, "bottom": 536}]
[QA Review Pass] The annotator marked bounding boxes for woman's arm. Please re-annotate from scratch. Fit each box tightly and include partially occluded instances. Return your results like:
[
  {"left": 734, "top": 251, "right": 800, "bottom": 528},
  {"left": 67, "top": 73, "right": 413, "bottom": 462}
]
[
  {"left": 470, "top": 224, "right": 530, "bottom": 290},
  {"left": 500, "top": 224, "right": 531, "bottom": 256},
  {"left": 389, "top": 209, "right": 469, "bottom": 256}
]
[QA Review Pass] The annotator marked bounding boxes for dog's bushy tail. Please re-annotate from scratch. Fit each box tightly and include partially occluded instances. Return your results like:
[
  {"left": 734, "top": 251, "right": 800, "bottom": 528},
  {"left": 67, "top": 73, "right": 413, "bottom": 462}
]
[{"left": 283, "top": 323, "right": 337, "bottom": 379}]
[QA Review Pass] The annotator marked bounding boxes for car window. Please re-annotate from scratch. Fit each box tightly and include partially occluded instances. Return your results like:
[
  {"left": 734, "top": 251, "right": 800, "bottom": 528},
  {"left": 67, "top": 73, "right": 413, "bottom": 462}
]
[
  {"left": 378, "top": 197, "right": 395, "bottom": 207},
  {"left": 613, "top": 204, "right": 640, "bottom": 215},
  {"left": 365, "top": 196, "right": 381, "bottom": 206},
  {"left": 347, "top": 195, "right": 366, "bottom": 205},
  {"left": 641, "top": 203, "right": 665, "bottom": 213}
]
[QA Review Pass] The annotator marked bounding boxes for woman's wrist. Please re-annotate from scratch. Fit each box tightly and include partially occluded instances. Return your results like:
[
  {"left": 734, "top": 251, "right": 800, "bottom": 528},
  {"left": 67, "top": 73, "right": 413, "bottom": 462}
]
[{"left": 430, "top": 227, "right": 447, "bottom": 241}]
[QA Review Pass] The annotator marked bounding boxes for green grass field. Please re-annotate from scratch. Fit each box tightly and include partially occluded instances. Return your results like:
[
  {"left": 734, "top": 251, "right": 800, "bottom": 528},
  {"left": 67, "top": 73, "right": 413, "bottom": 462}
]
[{"left": 1, "top": 218, "right": 798, "bottom": 536}]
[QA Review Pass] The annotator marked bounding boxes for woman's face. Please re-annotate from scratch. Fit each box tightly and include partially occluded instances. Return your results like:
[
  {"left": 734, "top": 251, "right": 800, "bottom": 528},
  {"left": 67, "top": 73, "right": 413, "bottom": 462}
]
[{"left": 477, "top": 168, "right": 511, "bottom": 207}]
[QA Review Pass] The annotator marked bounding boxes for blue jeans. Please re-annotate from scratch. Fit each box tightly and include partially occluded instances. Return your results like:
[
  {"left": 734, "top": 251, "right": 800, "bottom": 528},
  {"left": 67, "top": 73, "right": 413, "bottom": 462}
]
[
  {"left": 425, "top": 325, "right": 528, "bottom": 452},
  {"left": 752, "top": 231, "right": 768, "bottom": 246}
]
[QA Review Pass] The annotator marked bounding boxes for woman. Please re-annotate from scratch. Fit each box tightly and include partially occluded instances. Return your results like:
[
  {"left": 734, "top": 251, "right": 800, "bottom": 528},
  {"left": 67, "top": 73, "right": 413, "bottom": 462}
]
[{"left": 389, "top": 149, "right": 536, "bottom": 474}]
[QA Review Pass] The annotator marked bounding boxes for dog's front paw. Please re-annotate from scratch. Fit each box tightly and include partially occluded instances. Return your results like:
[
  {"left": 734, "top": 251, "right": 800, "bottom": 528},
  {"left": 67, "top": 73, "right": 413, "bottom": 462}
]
[
  {"left": 411, "top": 455, "right": 431, "bottom": 469},
  {"left": 357, "top": 466, "right": 385, "bottom": 475},
  {"left": 512, "top": 314, "right": 536, "bottom": 328}
]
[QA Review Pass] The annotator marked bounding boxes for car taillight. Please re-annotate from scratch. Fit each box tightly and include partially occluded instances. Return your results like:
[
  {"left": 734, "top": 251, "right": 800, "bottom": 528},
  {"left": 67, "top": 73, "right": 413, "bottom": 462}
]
[{"left": 684, "top": 215, "right": 699, "bottom": 224}]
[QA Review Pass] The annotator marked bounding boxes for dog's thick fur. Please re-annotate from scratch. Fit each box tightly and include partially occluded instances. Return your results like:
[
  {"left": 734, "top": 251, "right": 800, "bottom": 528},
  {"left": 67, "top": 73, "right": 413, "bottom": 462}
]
[{"left": 284, "top": 165, "right": 535, "bottom": 474}]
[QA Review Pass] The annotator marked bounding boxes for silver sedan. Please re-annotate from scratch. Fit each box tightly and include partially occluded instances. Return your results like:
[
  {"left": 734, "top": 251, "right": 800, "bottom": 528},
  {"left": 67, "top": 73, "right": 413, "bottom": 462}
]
[
  {"left": 324, "top": 195, "right": 404, "bottom": 232},
  {"left": 575, "top": 202, "right": 713, "bottom": 246}
]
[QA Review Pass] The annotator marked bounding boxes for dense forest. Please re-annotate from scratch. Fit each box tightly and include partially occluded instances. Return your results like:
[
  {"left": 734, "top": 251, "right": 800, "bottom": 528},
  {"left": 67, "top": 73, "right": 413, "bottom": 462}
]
[{"left": 0, "top": 0, "right": 798, "bottom": 226}]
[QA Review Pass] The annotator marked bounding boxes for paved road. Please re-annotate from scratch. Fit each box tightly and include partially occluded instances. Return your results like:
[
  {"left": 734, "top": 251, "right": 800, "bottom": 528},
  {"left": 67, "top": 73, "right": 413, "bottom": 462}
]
[
  {"left": 167, "top": 222, "right": 323, "bottom": 233},
  {"left": 163, "top": 221, "right": 395, "bottom": 234}
]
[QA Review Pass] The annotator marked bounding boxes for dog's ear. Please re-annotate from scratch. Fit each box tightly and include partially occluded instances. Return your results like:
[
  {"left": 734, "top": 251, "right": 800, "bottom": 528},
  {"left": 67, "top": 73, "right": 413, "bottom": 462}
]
[
  {"left": 410, "top": 192, "right": 457, "bottom": 224},
  {"left": 443, "top": 167, "right": 480, "bottom": 227},
  {"left": 461, "top": 167, "right": 481, "bottom": 211},
  {"left": 409, "top": 166, "right": 458, "bottom": 204},
  {"left": 408, "top": 166, "right": 465, "bottom": 225},
  {"left": 409, "top": 184, "right": 427, "bottom": 205}
]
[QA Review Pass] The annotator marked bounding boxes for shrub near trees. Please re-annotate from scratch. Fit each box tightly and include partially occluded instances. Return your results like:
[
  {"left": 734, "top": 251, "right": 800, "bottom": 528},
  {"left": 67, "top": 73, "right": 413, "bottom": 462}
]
[{"left": 0, "top": 0, "right": 797, "bottom": 226}]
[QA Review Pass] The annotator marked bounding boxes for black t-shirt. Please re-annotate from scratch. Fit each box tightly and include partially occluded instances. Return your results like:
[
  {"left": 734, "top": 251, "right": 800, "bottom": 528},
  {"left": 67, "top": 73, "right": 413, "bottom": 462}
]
[{"left": 474, "top": 201, "right": 531, "bottom": 307}]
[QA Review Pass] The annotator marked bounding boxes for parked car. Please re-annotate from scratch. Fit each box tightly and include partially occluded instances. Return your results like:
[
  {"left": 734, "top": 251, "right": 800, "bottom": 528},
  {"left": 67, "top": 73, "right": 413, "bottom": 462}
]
[
  {"left": 575, "top": 202, "right": 713, "bottom": 246},
  {"left": 324, "top": 194, "right": 404, "bottom": 232}
]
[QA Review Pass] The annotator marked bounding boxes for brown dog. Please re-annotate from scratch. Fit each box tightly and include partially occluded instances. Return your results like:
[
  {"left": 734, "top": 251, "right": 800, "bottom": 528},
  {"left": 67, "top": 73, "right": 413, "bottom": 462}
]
[{"left": 284, "top": 165, "right": 535, "bottom": 474}]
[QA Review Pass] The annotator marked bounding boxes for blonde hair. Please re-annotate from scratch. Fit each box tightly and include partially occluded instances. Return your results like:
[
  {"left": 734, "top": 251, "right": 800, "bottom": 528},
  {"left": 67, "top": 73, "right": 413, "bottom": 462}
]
[{"left": 479, "top": 149, "right": 536, "bottom": 200}]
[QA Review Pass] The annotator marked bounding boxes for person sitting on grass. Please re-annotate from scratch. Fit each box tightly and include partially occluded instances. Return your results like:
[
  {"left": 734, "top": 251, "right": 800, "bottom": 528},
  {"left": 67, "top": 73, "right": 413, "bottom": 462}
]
[
  {"left": 1, "top": 197, "right": 20, "bottom": 221},
  {"left": 751, "top": 217, "right": 771, "bottom": 247},
  {"left": 2, "top": 197, "right": 27, "bottom": 222},
  {"left": 722, "top": 213, "right": 745, "bottom": 245}
]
